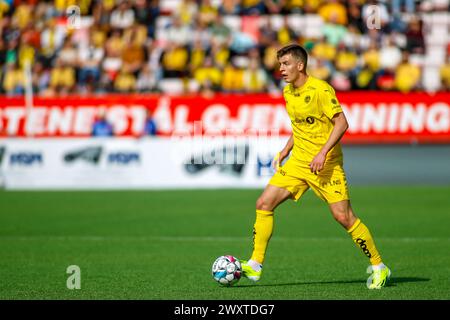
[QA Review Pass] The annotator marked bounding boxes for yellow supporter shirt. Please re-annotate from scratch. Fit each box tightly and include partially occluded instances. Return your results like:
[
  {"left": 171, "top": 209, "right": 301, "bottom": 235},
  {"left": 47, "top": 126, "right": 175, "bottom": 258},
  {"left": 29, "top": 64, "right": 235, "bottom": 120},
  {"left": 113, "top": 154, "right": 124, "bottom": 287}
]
[
  {"left": 283, "top": 76, "right": 343, "bottom": 165},
  {"left": 395, "top": 63, "right": 420, "bottom": 93},
  {"left": 440, "top": 63, "right": 450, "bottom": 88},
  {"left": 50, "top": 67, "right": 75, "bottom": 88},
  {"left": 194, "top": 67, "right": 222, "bottom": 86},
  {"left": 163, "top": 47, "right": 188, "bottom": 72}
]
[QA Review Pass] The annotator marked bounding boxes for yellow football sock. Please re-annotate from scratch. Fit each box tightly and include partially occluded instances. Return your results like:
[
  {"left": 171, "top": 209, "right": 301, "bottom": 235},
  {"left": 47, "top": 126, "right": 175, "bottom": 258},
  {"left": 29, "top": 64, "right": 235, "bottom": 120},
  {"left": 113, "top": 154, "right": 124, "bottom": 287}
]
[
  {"left": 347, "top": 218, "right": 383, "bottom": 265},
  {"left": 250, "top": 209, "right": 274, "bottom": 264}
]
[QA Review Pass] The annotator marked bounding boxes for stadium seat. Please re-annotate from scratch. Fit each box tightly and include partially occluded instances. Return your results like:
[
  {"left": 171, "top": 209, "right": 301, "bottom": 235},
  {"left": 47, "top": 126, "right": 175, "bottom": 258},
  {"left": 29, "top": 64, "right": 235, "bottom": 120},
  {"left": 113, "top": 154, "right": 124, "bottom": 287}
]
[
  {"left": 159, "top": 78, "right": 185, "bottom": 95},
  {"left": 422, "top": 67, "right": 441, "bottom": 92}
]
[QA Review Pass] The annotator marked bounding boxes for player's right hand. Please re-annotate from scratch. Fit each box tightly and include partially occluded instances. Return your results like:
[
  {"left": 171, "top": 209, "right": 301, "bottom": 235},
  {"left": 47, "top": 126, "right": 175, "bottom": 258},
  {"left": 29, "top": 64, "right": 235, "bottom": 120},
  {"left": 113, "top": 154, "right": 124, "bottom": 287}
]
[{"left": 272, "top": 152, "right": 281, "bottom": 170}]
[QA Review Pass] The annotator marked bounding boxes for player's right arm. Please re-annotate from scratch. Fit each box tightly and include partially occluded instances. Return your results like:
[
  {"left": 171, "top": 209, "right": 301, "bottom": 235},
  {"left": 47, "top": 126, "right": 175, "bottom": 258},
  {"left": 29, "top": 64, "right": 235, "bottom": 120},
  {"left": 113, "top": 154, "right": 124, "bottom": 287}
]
[{"left": 272, "top": 134, "right": 293, "bottom": 169}]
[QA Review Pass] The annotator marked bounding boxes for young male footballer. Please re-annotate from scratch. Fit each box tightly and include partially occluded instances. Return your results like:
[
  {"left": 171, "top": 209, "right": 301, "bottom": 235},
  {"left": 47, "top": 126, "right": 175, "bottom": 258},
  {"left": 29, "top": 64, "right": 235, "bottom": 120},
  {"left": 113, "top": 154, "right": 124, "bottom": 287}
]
[{"left": 241, "top": 44, "right": 391, "bottom": 289}]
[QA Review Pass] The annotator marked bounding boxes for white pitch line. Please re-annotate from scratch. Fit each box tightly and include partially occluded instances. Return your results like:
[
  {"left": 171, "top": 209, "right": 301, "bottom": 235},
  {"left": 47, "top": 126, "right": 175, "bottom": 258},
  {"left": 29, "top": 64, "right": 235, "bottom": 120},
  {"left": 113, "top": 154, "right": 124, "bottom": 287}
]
[{"left": 0, "top": 235, "right": 449, "bottom": 243}]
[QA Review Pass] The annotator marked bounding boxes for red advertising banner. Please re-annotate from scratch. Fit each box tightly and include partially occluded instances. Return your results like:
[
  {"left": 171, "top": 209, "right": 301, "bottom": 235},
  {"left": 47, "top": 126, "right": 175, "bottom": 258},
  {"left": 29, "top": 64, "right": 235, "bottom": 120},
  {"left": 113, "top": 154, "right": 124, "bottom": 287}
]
[{"left": 0, "top": 92, "right": 449, "bottom": 143}]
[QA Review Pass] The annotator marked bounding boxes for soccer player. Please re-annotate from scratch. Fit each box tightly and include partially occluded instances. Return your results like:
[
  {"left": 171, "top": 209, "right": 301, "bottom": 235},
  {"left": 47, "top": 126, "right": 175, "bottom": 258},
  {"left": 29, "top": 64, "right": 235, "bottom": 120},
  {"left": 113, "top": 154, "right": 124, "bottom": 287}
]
[{"left": 241, "top": 44, "right": 391, "bottom": 289}]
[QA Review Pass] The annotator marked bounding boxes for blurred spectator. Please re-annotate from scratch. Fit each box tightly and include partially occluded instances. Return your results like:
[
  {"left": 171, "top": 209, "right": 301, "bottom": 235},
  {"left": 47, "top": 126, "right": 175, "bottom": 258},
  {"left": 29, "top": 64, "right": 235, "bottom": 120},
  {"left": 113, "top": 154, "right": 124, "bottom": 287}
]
[
  {"left": 121, "top": 30, "right": 146, "bottom": 75},
  {"left": 303, "top": 0, "right": 322, "bottom": 14},
  {"left": 18, "top": 36, "right": 35, "bottom": 69},
  {"left": 391, "top": 0, "right": 415, "bottom": 15},
  {"left": 440, "top": 56, "right": 450, "bottom": 91},
  {"left": 160, "top": 42, "right": 189, "bottom": 78},
  {"left": 379, "top": 36, "right": 402, "bottom": 70},
  {"left": 221, "top": 62, "right": 244, "bottom": 93},
  {"left": 405, "top": 17, "right": 425, "bottom": 54},
  {"left": 347, "top": 2, "right": 365, "bottom": 33},
  {"left": 262, "top": 40, "right": 282, "bottom": 84},
  {"left": 166, "top": 15, "right": 193, "bottom": 47},
  {"left": 312, "top": 37, "right": 336, "bottom": 61},
  {"left": 318, "top": 0, "right": 348, "bottom": 25},
  {"left": 377, "top": 69, "right": 396, "bottom": 91},
  {"left": 192, "top": 17, "right": 212, "bottom": 50},
  {"left": 40, "top": 18, "right": 66, "bottom": 68},
  {"left": 58, "top": 38, "right": 78, "bottom": 68},
  {"left": 92, "top": 111, "right": 114, "bottom": 137},
  {"left": 110, "top": 1, "right": 135, "bottom": 30},
  {"left": 334, "top": 45, "right": 358, "bottom": 74},
  {"left": 49, "top": 58, "right": 75, "bottom": 95},
  {"left": 330, "top": 71, "right": 351, "bottom": 91},
  {"left": 279, "top": 0, "right": 304, "bottom": 14},
  {"left": 198, "top": 0, "right": 218, "bottom": 26},
  {"left": 210, "top": 15, "right": 232, "bottom": 48},
  {"left": 175, "top": 0, "right": 198, "bottom": 26},
  {"left": 277, "top": 16, "right": 298, "bottom": 45},
  {"left": 229, "top": 30, "right": 256, "bottom": 55},
  {"left": 0, "top": 1, "right": 10, "bottom": 19},
  {"left": 219, "top": 0, "right": 241, "bottom": 15},
  {"left": 105, "top": 29, "right": 125, "bottom": 57},
  {"left": 211, "top": 42, "right": 230, "bottom": 69},
  {"left": 12, "top": 2, "right": 34, "bottom": 30},
  {"left": 77, "top": 35, "right": 104, "bottom": 91},
  {"left": 342, "top": 24, "right": 363, "bottom": 50},
  {"left": 31, "top": 61, "right": 51, "bottom": 95},
  {"left": 146, "top": 0, "right": 160, "bottom": 40},
  {"left": 321, "top": 13, "right": 348, "bottom": 46},
  {"left": 259, "top": 18, "right": 277, "bottom": 51},
  {"left": 93, "top": 1, "right": 114, "bottom": 32},
  {"left": 114, "top": 70, "right": 136, "bottom": 93},
  {"left": 194, "top": 56, "right": 222, "bottom": 92},
  {"left": 242, "top": 58, "right": 268, "bottom": 93},
  {"left": 3, "top": 63, "right": 25, "bottom": 96},
  {"left": 309, "top": 58, "right": 333, "bottom": 81},
  {"left": 136, "top": 64, "right": 158, "bottom": 92},
  {"left": 362, "top": 42, "right": 381, "bottom": 73},
  {"left": 395, "top": 52, "right": 421, "bottom": 93},
  {"left": 142, "top": 109, "right": 157, "bottom": 136},
  {"left": 263, "top": 0, "right": 282, "bottom": 14},
  {"left": 241, "top": 0, "right": 266, "bottom": 15}
]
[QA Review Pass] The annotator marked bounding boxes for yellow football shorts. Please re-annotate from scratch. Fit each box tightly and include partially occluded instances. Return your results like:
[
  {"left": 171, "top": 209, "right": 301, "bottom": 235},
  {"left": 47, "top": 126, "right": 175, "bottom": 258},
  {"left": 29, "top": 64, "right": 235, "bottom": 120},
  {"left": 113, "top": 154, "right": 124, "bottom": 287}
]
[{"left": 269, "top": 158, "right": 350, "bottom": 204}]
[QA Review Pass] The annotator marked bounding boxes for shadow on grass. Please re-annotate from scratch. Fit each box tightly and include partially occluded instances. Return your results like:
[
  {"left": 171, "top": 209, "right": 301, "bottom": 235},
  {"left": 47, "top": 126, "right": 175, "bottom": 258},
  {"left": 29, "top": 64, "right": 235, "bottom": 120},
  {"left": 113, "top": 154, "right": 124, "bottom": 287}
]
[{"left": 234, "top": 277, "right": 430, "bottom": 288}]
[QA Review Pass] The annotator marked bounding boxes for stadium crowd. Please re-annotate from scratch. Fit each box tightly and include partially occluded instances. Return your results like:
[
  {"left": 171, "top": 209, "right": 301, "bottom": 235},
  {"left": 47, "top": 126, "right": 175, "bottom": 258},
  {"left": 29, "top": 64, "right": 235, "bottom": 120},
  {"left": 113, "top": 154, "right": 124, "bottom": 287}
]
[{"left": 0, "top": 0, "right": 449, "bottom": 96}]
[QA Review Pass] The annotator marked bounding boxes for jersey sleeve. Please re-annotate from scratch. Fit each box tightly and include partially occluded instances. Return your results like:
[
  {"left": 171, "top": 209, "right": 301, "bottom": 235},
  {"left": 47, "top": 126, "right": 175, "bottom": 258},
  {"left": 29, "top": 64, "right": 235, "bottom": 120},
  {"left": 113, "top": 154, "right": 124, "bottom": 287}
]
[{"left": 318, "top": 84, "right": 343, "bottom": 120}]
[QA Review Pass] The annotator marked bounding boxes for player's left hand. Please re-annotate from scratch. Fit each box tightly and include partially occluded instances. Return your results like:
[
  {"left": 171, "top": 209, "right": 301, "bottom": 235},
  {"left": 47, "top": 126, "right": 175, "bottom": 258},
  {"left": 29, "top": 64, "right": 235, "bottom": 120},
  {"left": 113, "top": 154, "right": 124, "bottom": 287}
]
[{"left": 309, "top": 151, "right": 326, "bottom": 174}]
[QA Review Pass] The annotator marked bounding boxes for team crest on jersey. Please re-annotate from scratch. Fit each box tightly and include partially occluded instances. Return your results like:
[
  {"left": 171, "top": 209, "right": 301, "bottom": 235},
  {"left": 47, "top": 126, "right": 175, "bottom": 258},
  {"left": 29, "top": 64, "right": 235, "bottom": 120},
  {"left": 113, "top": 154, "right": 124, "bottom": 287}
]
[
  {"left": 331, "top": 98, "right": 337, "bottom": 104},
  {"left": 304, "top": 95, "right": 311, "bottom": 103}
]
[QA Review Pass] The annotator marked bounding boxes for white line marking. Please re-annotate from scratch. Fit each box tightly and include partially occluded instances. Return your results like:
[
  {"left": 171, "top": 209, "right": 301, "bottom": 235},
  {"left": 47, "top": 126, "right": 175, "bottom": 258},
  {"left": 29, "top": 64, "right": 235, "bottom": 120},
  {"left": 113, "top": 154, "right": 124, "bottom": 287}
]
[{"left": 0, "top": 235, "right": 449, "bottom": 242}]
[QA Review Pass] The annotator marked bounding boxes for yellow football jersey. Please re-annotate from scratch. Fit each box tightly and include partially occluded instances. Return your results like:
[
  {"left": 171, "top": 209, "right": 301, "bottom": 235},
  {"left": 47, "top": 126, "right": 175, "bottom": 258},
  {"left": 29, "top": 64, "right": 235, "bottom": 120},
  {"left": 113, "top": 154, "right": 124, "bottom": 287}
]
[{"left": 283, "top": 76, "right": 344, "bottom": 165}]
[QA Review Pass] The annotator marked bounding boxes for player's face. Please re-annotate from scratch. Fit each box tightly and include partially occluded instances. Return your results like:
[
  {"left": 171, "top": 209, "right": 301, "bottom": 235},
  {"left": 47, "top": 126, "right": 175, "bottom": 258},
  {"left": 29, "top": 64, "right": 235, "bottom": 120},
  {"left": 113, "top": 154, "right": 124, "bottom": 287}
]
[{"left": 279, "top": 54, "right": 304, "bottom": 83}]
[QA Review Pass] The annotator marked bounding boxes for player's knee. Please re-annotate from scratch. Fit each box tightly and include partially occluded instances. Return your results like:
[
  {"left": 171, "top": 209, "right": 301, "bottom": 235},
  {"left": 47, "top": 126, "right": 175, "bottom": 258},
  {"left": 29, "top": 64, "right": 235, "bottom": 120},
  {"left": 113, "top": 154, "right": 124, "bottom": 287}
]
[
  {"left": 256, "top": 196, "right": 273, "bottom": 211},
  {"left": 332, "top": 208, "right": 354, "bottom": 229}
]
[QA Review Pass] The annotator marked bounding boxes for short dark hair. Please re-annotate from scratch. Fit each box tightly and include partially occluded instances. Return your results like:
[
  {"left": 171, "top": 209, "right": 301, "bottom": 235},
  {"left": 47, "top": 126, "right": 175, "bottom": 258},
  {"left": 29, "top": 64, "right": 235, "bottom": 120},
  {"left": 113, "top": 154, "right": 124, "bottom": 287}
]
[{"left": 276, "top": 44, "right": 308, "bottom": 68}]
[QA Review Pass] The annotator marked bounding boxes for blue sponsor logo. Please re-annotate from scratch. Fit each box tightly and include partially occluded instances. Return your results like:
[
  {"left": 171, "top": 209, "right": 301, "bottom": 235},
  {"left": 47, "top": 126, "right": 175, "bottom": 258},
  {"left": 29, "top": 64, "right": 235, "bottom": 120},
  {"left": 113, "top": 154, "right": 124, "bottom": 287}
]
[
  {"left": 257, "top": 155, "right": 276, "bottom": 177},
  {"left": 107, "top": 152, "right": 140, "bottom": 165},
  {"left": 10, "top": 152, "right": 43, "bottom": 166}
]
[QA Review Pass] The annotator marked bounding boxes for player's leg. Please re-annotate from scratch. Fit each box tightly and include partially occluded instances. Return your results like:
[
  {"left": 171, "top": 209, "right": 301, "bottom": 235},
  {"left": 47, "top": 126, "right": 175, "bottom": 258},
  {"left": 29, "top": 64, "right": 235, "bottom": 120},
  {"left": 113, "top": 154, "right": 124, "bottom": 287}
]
[
  {"left": 328, "top": 200, "right": 391, "bottom": 289},
  {"left": 307, "top": 163, "right": 390, "bottom": 289},
  {"left": 252, "top": 184, "right": 292, "bottom": 262},
  {"left": 242, "top": 184, "right": 292, "bottom": 281}
]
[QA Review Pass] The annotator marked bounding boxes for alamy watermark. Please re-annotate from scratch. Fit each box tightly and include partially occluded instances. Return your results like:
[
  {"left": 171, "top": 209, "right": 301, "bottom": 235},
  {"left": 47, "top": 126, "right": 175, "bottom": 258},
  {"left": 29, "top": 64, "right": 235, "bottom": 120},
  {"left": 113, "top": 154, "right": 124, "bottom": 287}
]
[
  {"left": 168, "top": 121, "right": 283, "bottom": 170},
  {"left": 66, "top": 265, "right": 81, "bottom": 289},
  {"left": 66, "top": 5, "right": 81, "bottom": 30},
  {"left": 366, "top": 5, "right": 381, "bottom": 30}
]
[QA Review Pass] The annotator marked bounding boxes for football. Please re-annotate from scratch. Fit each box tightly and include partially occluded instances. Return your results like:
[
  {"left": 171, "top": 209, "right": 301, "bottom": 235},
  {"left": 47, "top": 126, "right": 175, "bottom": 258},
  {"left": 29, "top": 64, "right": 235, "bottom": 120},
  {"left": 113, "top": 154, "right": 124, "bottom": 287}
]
[{"left": 211, "top": 255, "right": 242, "bottom": 286}]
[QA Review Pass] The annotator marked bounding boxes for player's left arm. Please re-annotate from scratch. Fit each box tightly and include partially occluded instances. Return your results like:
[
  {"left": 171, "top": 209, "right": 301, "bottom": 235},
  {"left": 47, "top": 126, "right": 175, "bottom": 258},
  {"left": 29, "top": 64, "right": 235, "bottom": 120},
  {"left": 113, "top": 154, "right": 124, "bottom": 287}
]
[{"left": 309, "top": 88, "right": 349, "bottom": 174}]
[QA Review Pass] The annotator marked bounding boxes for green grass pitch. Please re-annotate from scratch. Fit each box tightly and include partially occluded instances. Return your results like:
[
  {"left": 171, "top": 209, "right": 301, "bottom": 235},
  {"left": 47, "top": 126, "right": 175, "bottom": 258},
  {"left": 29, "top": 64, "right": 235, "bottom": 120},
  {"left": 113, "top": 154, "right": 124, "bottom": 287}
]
[{"left": 0, "top": 187, "right": 449, "bottom": 300}]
